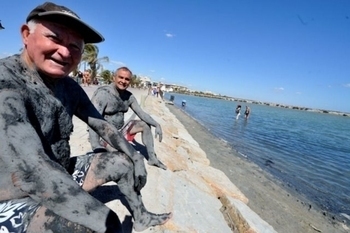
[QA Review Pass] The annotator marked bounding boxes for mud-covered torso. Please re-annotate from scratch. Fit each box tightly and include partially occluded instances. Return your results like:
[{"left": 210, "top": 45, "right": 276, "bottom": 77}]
[
  {"left": 91, "top": 84, "right": 134, "bottom": 130},
  {"left": 0, "top": 55, "right": 83, "bottom": 169}
]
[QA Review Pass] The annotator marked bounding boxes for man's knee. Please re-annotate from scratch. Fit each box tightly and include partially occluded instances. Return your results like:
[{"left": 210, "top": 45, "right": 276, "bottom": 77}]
[
  {"left": 131, "top": 120, "right": 149, "bottom": 133},
  {"left": 81, "top": 151, "right": 134, "bottom": 191},
  {"left": 110, "top": 151, "right": 134, "bottom": 171},
  {"left": 91, "top": 151, "right": 134, "bottom": 179},
  {"left": 139, "top": 120, "right": 150, "bottom": 129}
]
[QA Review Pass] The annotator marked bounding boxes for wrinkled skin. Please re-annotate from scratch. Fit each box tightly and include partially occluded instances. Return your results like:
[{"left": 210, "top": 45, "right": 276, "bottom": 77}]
[
  {"left": 89, "top": 83, "right": 167, "bottom": 170},
  {"left": 0, "top": 18, "right": 171, "bottom": 232}
]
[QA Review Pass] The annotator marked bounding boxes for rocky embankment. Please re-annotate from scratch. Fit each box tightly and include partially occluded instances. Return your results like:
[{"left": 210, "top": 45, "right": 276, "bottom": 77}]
[
  {"left": 106, "top": 94, "right": 277, "bottom": 232},
  {"left": 70, "top": 86, "right": 276, "bottom": 232},
  {"left": 72, "top": 86, "right": 349, "bottom": 232}
]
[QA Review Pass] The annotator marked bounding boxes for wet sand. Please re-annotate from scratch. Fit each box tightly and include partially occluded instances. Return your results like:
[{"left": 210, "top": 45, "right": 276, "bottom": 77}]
[{"left": 165, "top": 103, "right": 349, "bottom": 233}]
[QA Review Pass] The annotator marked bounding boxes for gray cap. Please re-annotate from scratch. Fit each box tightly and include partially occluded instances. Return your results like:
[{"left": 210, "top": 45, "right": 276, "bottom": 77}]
[{"left": 26, "top": 2, "right": 104, "bottom": 43}]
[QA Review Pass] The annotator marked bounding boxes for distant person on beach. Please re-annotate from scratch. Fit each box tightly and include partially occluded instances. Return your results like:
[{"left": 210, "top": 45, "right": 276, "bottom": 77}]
[
  {"left": 244, "top": 106, "right": 251, "bottom": 119},
  {"left": 83, "top": 70, "right": 91, "bottom": 87},
  {"left": 89, "top": 66, "right": 167, "bottom": 170},
  {"left": 159, "top": 83, "right": 165, "bottom": 100},
  {"left": 235, "top": 104, "right": 242, "bottom": 119},
  {"left": 75, "top": 70, "right": 83, "bottom": 84},
  {"left": 153, "top": 86, "right": 158, "bottom": 97},
  {"left": 0, "top": 2, "right": 171, "bottom": 232},
  {"left": 148, "top": 83, "right": 153, "bottom": 95}
]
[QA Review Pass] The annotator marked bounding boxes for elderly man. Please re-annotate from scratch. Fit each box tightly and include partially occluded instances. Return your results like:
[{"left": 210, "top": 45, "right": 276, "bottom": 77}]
[
  {"left": 0, "top": 2, "right": 171, "bottom": 233},
  {"left": 89, "top": 67, "right": 167, "bottom": 170}
]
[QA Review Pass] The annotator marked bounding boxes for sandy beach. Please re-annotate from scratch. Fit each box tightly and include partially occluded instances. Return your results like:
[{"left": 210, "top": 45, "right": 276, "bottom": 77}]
[{"left": 165, "top": 103, "right": 349, "bottom": 233}]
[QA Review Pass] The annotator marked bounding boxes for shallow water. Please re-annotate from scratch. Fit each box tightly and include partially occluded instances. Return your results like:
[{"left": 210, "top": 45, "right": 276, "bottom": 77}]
[{"left": 165, "top": 93, "right": 350, "bottom": 220}]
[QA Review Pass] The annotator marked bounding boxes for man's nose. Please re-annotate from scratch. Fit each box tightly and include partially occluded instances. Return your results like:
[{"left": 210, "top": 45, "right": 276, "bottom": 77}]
[{"left": 57, "top": 45, "right": 72, "bottom": 58}]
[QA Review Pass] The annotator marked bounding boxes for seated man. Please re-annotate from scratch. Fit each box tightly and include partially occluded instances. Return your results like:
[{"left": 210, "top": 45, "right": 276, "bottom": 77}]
[
  {"left": 0, "top": 2, "right": 171, "bottom": 233},
  {"left": 89, "top": 67, "right": 167, "bottom": 170}
]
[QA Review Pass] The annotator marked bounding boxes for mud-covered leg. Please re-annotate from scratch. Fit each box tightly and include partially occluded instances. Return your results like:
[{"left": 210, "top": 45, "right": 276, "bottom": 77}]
[
  {"left": 131, "top": 121, "right": 167, "bottom": 170},
  {"left": 118, "top": 181, "right": 172, "bottom": 232},
  {"left": 82, "top": 151, "right": 131, "bottom": 192},
  {"left": 83, "top": 151, "right": 171, "bottom": 232},
  {"left": 27, "top": 206, "right": 123, "bottom": 233}
]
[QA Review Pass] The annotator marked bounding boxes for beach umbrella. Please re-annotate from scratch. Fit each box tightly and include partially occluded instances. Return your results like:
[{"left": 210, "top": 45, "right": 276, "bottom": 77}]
[{"left": 0, "top": 21, "right": 4, "bottom": 30}]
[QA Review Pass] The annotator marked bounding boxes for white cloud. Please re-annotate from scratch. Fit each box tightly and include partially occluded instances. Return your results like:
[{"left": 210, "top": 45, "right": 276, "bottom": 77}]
[
  {"left": 343, "top": 83, "right": 350, "bottom": 88},
  {"left": 274, "top": 87, "right": 284, "bottom": 91},
  {"left": 296, "top": 92, "right": 302, "bottom": 95},
  {"left": 109, "top": 60, "right": 125, "bottom": 66},
  {"left": 165, "top": 33, "right": 174, "bottom": 38}
]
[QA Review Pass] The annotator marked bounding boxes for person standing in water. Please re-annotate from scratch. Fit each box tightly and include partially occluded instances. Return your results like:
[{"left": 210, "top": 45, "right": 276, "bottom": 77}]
[
  {"left": 235, "top": 104, "right": 242, "bottom": 120},
  {"left": 244, "top": 106, "right": 251, "bottom": 119}
]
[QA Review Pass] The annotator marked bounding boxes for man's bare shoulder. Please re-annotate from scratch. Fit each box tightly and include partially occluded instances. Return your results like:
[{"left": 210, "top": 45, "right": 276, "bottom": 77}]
[
  {"left": 0, "top": 54, "right": 19, "bottom": 67},
  {"left": 0, "top": 55, "right": 30, "bottom": 91}
]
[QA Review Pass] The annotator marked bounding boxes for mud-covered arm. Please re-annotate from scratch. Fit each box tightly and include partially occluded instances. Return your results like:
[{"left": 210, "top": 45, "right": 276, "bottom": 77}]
[
  {"left": 0, "top": 90, "right": 118, "bottom": 232},
  {"left": 76, "top": 91, "right": 147, "bottom": 191},
  {"left": 129, "top": 95, "right": 163, "bottom": 142},
  {"left": 88, "top": 91, "right": 107, "bottom": 151}
]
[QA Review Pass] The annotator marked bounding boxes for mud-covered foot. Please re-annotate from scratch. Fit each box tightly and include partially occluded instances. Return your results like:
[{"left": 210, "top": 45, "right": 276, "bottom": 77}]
[
  {"left": 133, "top": 212, "right": 172, "bottom": 232},
  {"left": 148, "top": 158, "right": 167, "bottom": 170}
]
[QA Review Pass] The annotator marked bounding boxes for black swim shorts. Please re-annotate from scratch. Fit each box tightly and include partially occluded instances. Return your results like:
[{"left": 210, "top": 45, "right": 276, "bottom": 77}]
[{"left": 0, "top": 152, "right": 96, "bottom": 232}]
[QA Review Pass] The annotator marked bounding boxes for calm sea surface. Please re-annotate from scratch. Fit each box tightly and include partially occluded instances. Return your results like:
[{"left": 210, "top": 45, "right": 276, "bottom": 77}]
[{"left": 165, "top": 93, "right": 350, "bottom": 221}]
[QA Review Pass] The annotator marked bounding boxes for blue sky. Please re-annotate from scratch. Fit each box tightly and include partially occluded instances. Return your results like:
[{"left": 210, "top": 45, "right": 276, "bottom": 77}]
[{"left": 1, "top": 1, "right": 349, "bottom": 112}]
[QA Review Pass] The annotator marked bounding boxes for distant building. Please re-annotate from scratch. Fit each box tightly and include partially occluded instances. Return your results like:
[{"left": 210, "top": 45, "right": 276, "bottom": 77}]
[{"left": 138, "top": 76, "right": 151, "bottom": 88}]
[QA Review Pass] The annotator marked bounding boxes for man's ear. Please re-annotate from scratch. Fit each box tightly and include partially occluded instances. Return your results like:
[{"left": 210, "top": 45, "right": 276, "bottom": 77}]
[{"left": 21, "top": 24, "right": 30, "bottom": 46}]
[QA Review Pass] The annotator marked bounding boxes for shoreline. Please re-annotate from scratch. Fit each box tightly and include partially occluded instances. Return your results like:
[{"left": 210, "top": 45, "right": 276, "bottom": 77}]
[
  {"left": 174, "top": 91, "right": 350, "bottom": 117},
  {"left": 165, "top": 102, "right": 349, "bottom": 233}
]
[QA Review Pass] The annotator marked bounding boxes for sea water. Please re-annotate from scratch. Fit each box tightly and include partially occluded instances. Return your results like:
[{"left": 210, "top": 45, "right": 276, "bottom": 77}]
[{"left": 165, "top": 92, "right": 350, "bottom": 221}]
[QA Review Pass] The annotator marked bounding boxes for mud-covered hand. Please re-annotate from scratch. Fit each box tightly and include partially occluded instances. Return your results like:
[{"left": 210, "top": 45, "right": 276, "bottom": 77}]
[
  {"left": 155, "top": 124, "right": 163, "bottom": 142},
  {"left": 133, "top": 152, "right": 147, "bottom": 192}
]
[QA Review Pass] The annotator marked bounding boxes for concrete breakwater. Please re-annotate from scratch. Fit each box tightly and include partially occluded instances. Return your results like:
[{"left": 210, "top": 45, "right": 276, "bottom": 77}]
[{"left": 70, "top": 86, "right": 276, "bottom": 232}]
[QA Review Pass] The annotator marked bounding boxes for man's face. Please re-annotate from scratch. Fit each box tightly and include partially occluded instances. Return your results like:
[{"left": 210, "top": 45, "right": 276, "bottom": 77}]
[
  {"left": 22, "top": 20, "right": 84, "bottom": 78},
  {"left": 114, "top": 69, "right": 131, "bottom": 90}
]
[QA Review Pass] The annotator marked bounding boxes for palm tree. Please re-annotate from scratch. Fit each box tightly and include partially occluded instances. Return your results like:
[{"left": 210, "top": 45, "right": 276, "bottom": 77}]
[
  {"left": 100, "top": 69, "right": 113, "bottom": 84},
  {"left": 130, "top": 74, "right": 142, "bottom": 87},
  {"left": 81, "top": 44, "right": 109, "bottom": 83}
]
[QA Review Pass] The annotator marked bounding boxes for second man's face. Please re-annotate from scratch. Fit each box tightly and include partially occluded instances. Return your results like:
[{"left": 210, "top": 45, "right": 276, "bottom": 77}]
[{"left": 114, "top": 70, "right": 131, "bottom": 90}]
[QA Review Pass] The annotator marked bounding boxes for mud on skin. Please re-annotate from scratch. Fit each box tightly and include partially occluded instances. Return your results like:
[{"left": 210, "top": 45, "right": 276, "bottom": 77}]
[
  {"left": 89, "top": 84, "right": 167, "bottom": 170},
  {"left": 0, "top": 55, "right": 171, "bottom": 232}
]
